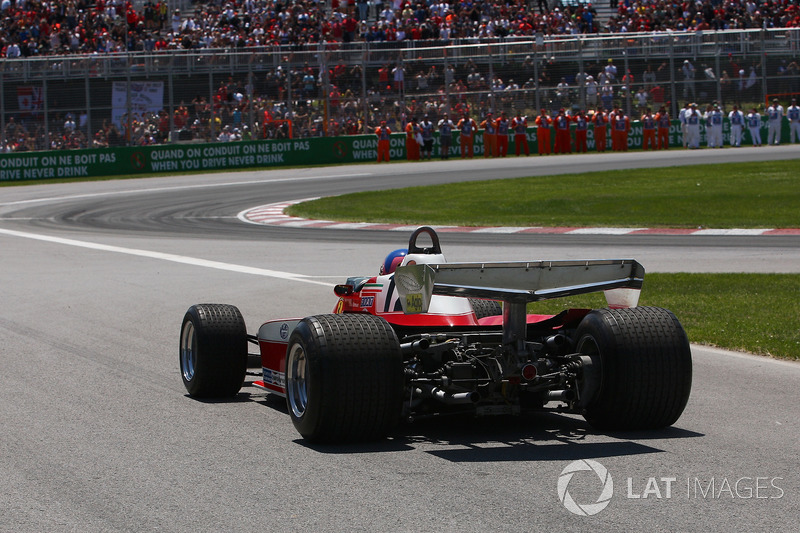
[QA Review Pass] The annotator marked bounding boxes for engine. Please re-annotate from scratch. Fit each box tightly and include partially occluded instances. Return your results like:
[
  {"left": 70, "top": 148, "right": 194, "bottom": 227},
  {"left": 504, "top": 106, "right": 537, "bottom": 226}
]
[{"left": 399, "top": 330, "right": 589, "bottom": 421}]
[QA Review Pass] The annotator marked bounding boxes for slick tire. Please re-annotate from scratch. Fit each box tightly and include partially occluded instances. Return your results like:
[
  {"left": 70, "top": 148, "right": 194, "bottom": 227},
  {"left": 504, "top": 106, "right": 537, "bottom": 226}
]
[
  {"left": 180, "top": 304, "right": 248, "bottom": 398},
  {"left": 576, "top": 307, "right": 692, "bottom": 430},
  {"left": 286, "top": 313, "right": 403, "bottom": 443}
]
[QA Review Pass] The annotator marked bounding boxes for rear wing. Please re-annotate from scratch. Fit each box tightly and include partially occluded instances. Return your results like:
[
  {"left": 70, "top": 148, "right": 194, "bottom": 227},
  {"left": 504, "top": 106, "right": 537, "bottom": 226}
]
[
  {"left": 393, "top": 259, "right": 644, "bottom": 347},
  {"left": 394, "top": 259, "right": 644, "bottom": 313}
]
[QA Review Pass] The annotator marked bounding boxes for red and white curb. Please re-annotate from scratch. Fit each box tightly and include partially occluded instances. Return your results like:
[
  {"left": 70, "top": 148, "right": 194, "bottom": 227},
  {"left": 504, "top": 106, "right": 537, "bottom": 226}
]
[{"left": 237, "top": 200, "right": 800, "bottom": 236}]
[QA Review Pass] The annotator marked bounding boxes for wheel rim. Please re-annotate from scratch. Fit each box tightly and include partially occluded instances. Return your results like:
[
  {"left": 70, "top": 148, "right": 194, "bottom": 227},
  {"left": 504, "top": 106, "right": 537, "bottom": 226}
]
[
  {"left": 286, "top": 343, "right": 308, "bottom": 419},
  {"left": 576, "top": 334, "right": 602, "bottom": 406},
  {"left": 180, "top": 321, "right": 196, "bottom": 382}
]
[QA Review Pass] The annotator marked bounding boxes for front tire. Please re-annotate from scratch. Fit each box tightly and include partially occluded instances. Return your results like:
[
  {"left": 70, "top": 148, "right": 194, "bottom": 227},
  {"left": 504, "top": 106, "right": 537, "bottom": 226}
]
[
  {"left": 286, "top": 313, "right": 403, "bottom": 443},
  {"left": 576, "top": 307, "right": 692, "bottom": 430},
  {"left": 180, "top": 304, "right": 247, "bottom": 398}
]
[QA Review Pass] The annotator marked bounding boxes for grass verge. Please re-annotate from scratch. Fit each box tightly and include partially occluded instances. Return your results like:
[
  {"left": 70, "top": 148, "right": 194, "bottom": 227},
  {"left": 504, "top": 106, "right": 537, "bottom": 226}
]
[
  {"left": 288, "top": 160, "right": 800, "bottom": 228},
  {"left": 530, "top": 273, "right": 800, "bottom": 360}
]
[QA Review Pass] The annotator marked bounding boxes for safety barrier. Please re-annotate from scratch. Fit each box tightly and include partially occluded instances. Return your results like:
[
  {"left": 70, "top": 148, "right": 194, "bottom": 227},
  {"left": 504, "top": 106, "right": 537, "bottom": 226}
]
[{"left": 0, "top": 119, "right": 790, "bottom": 182}]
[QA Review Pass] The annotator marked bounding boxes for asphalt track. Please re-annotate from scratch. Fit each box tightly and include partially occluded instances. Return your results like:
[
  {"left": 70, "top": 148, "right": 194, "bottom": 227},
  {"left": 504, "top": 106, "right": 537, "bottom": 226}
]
[{"left": 1, "top": 147, "right": 799, "bottom": 531}]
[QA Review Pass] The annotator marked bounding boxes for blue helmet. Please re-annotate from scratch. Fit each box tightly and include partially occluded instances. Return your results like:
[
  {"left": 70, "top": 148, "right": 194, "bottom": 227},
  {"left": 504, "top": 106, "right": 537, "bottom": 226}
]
[{"left": 380, "top": 248, "right": 407, "bottom": 275}]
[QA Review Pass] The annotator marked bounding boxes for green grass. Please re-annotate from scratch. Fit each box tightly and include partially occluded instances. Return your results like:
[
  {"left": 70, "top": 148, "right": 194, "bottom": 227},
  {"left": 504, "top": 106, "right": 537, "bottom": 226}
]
[
  {"left": 288, "top": 160, "right": 800, "bottom": 229},
  {"left": 529, "top": 273, "right": 800, "bottom": 360}
]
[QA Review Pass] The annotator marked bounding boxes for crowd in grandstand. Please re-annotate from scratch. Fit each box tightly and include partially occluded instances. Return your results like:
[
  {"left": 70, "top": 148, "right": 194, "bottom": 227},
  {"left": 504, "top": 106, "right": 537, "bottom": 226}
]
[
  {"left": 608, "top": 0, "right": 800, "bottom": 32},
  {"left": 1, "top": 0, "right": 799, "bottom": 151},
  {"left": 2, "top": 0, "right": 800, "bottom": 58}
]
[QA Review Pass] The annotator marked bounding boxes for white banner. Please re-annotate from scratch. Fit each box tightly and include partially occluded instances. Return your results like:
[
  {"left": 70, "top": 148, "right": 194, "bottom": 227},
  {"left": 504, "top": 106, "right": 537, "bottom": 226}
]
[{"left": 111, "top": 81, "right": 164, "bottom": 129}]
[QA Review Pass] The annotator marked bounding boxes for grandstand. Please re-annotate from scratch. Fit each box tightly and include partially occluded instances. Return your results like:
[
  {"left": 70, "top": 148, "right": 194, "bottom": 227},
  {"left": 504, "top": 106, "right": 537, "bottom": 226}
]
[{"left": 0, "top": 0, "right": 799, "bottom": 151}]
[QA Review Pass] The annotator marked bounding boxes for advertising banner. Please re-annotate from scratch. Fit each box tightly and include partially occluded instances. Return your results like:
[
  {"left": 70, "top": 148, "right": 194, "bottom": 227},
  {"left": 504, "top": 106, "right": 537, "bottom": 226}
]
[{"left": 0, "top": 120, "right": 787, "bottom": 183}]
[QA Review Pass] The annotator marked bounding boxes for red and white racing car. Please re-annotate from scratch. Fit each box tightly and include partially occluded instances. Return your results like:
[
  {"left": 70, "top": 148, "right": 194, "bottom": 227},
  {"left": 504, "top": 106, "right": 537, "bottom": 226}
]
[{"left": 180, "top": 227, "right": 692, "bottom": 443}]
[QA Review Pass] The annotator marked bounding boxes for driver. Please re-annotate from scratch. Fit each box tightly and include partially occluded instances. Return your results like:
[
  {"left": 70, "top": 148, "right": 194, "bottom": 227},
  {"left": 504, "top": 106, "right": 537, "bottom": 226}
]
[{"left": 380, "top": 249, "right": 407, "bottom": 275}]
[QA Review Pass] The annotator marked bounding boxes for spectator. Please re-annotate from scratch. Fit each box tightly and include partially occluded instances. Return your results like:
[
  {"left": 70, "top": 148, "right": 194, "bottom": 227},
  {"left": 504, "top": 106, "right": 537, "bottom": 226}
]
[
  {"left": 682, "top": 60, "right": 696, "bottom": 101},
  {"left": 419, "top": 115, "right": 435, "bottom": 160},
  {"left": 635, "top": 87, "right": 649, "bottom": 114},
  {"left": 437, "top": 113, "right": 454, "bottom": 159},
  {"left": 585, "top": 75, "right": 598, "bottom": 108}
]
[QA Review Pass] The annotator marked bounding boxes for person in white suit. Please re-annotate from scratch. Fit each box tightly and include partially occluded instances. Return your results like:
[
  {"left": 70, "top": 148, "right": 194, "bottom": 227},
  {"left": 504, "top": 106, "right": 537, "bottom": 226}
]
[
  {"left": 728, "top": 105, "right": 745, "bottom": 147},
  {"left": 746, "top": 108, "right": 762, "bottom": 147},
  {"left": 704, "top": 104, "right": 724, "bottom": 148},
  {"left": 765, "top": 98, "right": 784, "bottom": 145},
  {"left": 685, "top": 103, "right": 702, "bottom": 149},
  {"left": 786, "top": 98, "right": 800, "bottom": 143}
]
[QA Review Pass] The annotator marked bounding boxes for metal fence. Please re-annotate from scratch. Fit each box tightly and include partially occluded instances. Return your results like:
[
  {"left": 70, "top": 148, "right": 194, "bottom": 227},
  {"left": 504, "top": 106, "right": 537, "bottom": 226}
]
[{"left": 2, "top": 28, "right": 799, "bottom": 150}]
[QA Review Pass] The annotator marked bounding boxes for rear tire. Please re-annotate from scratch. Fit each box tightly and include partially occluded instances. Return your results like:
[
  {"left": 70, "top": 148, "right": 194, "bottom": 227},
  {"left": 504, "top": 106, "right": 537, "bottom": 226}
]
[
  {"left": 286, "top": 313, "right": 403, "bottom": 443},
  {"left": 180, "top": 304, "right": 247, "bottom": 398},
  {"left": 576, "top": 306, "right": 692, "bottom": 430}
]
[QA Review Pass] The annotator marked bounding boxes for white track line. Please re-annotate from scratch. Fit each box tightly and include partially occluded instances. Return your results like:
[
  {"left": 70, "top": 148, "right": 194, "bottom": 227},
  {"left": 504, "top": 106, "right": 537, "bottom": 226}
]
[{"left": 0, "top": 227, "right": 334, "bottom": 287}]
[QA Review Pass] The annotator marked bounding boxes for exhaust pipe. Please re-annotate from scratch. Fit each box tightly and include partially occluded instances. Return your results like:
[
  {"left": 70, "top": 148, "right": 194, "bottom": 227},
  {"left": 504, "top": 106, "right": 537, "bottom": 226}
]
[
  {"left": 546, "top": 389, "right": 575, "bottom": 402},
  {"left": 401, "top": 338, "right": 431, "bottom": 355},
  {"left": 416, "top": 384, "right": 479, "bottom": 405},
  {"left": 545, "top": 334, "right": 571, "bottom": 355}
]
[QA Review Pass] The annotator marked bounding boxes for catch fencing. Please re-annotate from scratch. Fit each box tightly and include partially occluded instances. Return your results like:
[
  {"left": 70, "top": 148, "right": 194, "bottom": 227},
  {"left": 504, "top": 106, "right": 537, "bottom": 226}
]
[{"left": 1, "top": 28, "right": 799, "bottom": 150}]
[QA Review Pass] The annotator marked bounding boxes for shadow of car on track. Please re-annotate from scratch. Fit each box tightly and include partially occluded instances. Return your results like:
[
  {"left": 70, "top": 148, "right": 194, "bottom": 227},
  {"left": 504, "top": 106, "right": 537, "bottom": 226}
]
[
  {"left": 189, "top": 383, "right": 703, "bottom": 457},
  {"left": 295, "top": 412, "right": 704, "bottom": 458}
]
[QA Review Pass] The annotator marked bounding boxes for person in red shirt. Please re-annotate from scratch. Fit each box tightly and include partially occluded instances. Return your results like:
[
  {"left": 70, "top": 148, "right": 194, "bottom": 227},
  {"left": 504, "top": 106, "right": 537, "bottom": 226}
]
[
  {"left": 573, "top": 110, "right": 589, "bottom": 153},
  {"left": 495, "top": 111, "right": 511, "bottom": 157},
  {"left": 342, "top": 15, "right": 358, "bottom": 42},
  {"left": 329, "top": 86, "right": 341, "bottom": 108},
  {"left": 641, "top": 108, "right": 657, "bottom": 150},
  {"left": 158, "top": 110, "right": 170, "bottom": 142},
  {"left": 480, "top": 112, "right": 497, "bottom": 157},
  {"left": 593, "top": 108, "right": 608, "bottom": 152},
  {"left": 405, "top": 118, "right": 420, "bottom": 160},
  {"left": 511, "top": 111, "right": 529, "bottom": 156},
  {"left": 378, "top": 63, "right": 390, "bottom": 92},
  {"left": 534, "top": 109, "right": 552, "bottom": 155},
  {"left": 456, "top": 113, "right": 478, "bottom": 158},
  {"left": 655, "top": 106, "right": 671, "bottom": 149},
  {"left": 553, "top": 109, "right": 572, "bottom": 154},
  {"left": 173, "top": 107, "right": 187, "bottom": 130},
  {"left": 375, "top": 121, "right": 391, "bottom": 162}
]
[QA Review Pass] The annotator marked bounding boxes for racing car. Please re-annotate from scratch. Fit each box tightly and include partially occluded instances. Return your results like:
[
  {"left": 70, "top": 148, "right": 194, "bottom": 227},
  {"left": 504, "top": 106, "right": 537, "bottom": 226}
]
[{"left": 180, "top": 227, "right": 692, "bottom": 443}]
